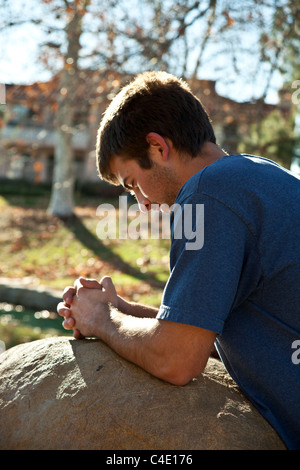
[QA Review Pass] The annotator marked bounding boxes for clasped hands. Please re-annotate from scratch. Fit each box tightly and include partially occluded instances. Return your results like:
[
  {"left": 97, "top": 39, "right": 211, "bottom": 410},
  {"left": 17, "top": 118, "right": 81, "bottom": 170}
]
[{"left": 57, "top": 276, "right": 118, "bottom": 339}]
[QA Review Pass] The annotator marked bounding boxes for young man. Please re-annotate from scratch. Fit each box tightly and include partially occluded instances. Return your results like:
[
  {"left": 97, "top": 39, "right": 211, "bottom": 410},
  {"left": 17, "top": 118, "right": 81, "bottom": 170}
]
[{"left": 57, "top": 71, "right": 300, "bottom": 449}]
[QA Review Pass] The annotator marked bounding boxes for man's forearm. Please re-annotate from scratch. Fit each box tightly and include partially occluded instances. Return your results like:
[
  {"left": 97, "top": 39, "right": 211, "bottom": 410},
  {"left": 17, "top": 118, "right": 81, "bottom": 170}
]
[
  {"left": 94, "top": 306, "right": 169, "bottom": 381},
  {"left": 117, "top": 296, "right": 159, "bottom": 318},
  {"left": 92, "top": 306, "right": 215, "bottom": 386}
]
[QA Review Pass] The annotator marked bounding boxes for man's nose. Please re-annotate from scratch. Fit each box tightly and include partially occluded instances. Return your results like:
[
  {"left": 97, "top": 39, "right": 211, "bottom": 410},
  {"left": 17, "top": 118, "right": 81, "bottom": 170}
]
[
  {"left": 135, "top": 191, "right": 151, "bottom": 212},
  {"left": 139, "top": 199, "right": 151, "bottom": 212}
]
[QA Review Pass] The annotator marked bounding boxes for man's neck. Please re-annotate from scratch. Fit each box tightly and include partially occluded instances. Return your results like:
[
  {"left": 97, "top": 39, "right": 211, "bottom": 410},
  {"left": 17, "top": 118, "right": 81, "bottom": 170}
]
[{"left": 176, "top": 142, "right": 227, "bottom": 186}]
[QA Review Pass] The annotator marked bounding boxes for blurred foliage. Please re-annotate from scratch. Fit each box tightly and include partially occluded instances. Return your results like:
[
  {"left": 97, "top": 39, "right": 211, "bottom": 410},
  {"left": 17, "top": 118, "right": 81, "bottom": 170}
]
[{"left": 238, "top": 110, "right": 299, "bottom": 169}]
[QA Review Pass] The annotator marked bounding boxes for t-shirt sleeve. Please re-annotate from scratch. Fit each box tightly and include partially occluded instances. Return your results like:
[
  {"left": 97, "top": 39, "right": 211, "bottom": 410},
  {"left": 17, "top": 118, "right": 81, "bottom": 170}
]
[{"left": 157, "top": 194, "right": 261, "bottom": 334}]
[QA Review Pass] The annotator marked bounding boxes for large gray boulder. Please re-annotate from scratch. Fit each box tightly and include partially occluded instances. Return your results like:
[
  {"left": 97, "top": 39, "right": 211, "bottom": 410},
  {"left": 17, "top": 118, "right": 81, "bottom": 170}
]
[{"left": 0, "top": 336, "right": 286, "bottom": 450}]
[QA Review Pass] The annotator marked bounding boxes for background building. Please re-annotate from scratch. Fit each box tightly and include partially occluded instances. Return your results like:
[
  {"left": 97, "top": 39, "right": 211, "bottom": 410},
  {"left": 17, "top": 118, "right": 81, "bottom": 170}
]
[{"left": 0, "top": 71, "right": 292, "bottom": 187}]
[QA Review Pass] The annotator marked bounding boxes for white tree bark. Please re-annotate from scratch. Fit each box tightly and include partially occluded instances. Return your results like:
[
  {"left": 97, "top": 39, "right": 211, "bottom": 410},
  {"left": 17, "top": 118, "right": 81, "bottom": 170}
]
[
  {"left": 47, "top": 123, "right": 75, "bottom": 217},
  {"left": 47, "top": 3, "right": 86, "bottom": 217}
]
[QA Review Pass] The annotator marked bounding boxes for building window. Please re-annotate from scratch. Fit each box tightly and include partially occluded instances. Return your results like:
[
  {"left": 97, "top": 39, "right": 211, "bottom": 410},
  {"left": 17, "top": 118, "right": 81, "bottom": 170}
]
[{"left": 8, "top": 105, "right": 29, "bottom": 125}]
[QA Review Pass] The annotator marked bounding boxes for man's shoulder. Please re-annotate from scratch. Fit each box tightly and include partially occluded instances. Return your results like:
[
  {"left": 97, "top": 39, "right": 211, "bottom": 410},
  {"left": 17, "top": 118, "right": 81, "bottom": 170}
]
[
  {"left": 183, "top": 153, "right": 297, "bottom": 199},
  {"left": 175, "top": 153, "right": 300, "bottom": 227},
  {"left": 176, "top": 154, "right": 275, "bottom": 204},
  {"left": 201, "top": 153, "right": 283, "bottom": 185}
]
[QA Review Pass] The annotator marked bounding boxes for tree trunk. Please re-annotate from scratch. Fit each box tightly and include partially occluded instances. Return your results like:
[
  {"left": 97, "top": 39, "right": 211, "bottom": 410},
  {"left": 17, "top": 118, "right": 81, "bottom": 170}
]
[
  {"left": 48, "top": 122, "right": 75, "bottom": 217},
  {"left": 47, "top": 4, "right": 85, "bottom": 217}
]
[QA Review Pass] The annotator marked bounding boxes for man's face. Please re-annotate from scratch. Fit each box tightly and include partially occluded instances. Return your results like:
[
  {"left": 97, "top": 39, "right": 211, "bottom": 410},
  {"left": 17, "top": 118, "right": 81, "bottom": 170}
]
[{"left": 110, "top": 155, "right": 181, "bottom": 212}]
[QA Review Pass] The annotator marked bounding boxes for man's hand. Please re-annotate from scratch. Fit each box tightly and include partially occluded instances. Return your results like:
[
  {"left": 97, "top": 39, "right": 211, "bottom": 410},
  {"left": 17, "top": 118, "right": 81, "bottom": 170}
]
[
  {"left": 57, "top": 276, "right": 217, "bottom": 385},
  {"left": 57, "top": 276, "right": 118, "bottom": 338}
]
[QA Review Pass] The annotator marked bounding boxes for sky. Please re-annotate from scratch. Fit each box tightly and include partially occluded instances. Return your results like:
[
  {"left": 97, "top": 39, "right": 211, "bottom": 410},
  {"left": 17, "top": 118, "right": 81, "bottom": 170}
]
[
  {"left": 0, "top": 2, "right": 286, "bottom": 105},
  {"left": 0, "top": 37, "right": 284, "bottom": 106}
]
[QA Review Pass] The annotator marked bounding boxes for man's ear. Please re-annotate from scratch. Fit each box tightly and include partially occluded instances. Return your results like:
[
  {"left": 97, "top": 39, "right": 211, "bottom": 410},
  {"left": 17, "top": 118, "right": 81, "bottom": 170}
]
[{"left": 146, "top": 132, "right": 169, "bottom": 161}]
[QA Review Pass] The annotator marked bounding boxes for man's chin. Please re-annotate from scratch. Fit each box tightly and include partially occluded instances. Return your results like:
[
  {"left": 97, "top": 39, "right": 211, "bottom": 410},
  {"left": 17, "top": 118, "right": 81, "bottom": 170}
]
[
  {"left": 143, "top": 200, "right": 176, "bottom": 213},
  {"left": 159, "top": 203, "right": 173, "bottom": 214}
]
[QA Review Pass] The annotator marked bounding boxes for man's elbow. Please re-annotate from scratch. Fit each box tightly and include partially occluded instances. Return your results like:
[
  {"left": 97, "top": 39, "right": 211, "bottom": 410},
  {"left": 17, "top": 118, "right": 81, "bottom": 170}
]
[{"left": 157, "top": 361, "right": 206, "bottom": 386}]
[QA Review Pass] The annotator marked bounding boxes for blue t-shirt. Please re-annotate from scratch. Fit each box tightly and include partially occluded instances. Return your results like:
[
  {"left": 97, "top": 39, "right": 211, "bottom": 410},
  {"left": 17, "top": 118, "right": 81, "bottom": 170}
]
[{"left": 157, "top": 154, "right": 300, "bottom": 449}]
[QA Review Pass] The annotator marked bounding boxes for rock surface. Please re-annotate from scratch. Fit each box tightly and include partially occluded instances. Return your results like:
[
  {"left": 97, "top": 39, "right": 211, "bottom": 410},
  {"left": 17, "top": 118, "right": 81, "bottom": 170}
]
[{"left": 0, "top": 336, "right": 286, "bottom": 450}]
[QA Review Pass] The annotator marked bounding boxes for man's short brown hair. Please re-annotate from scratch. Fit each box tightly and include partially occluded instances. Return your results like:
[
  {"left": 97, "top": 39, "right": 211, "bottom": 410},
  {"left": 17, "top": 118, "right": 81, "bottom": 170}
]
[{"left": 96, "top": 71, "right": 216, "bottom": 184}]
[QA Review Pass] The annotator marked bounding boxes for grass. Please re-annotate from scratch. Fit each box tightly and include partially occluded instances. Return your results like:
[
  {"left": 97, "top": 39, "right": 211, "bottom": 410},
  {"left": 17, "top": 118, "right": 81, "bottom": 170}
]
[{"left": 0, "top": 181, "right": 171, "bottom": 350}]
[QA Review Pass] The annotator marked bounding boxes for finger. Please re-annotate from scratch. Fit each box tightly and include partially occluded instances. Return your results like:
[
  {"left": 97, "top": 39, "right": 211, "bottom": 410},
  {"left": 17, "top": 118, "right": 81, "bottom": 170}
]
[
  {"left": 62, "top": 316, "right": 75, "bottom": 330},
  {"left": 73, "top": 328, "right": 85, "bottom": 340},
  {"left": 79, "top": 277, "right": 103, "bottom": 290},
  {"left": 74, "top": 277, "right": 83, "bottom": 292},
  {"left": 100, "top": 276, "right": 116, "bottom": 295},
  {"left": 57, "top": 301, "right": 71, "bottom": 318},
  {"left": 62, "top": 286, "right": 76, "bottom": 305}
]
